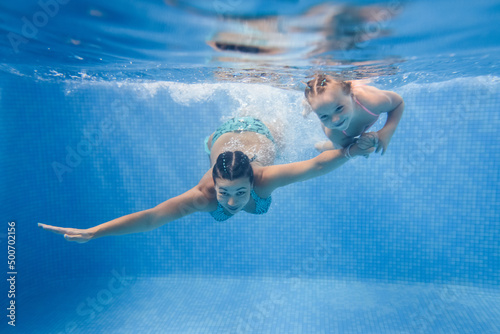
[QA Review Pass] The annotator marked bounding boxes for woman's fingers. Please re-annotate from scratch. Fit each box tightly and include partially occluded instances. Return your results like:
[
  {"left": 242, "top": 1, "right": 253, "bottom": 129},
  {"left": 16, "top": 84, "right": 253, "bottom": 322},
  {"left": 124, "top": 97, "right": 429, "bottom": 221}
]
[
  {"left": 354, "top": 146, "right": 375, "bottom": 157},
  {"left": 358, "top": 132, "right": 378, "bottom": 150},
  {"left": 39, "top": 223, "right": 90, "bottom": 243},
  {"left": 38, "top": 223, "right": 68, "bottom": 235},
  {"left": 357, "top": 138, "right": 372, "bottom": 150},
  {"left": 39, "top": 223, "right": 84, "bottom": 238}
]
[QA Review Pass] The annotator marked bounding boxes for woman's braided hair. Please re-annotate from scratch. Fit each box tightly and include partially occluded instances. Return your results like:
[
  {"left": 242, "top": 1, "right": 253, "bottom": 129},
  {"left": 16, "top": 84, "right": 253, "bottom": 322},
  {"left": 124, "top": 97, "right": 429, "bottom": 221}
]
[{"left": 213, "top": 151, "right": 254, "bottom": 184}]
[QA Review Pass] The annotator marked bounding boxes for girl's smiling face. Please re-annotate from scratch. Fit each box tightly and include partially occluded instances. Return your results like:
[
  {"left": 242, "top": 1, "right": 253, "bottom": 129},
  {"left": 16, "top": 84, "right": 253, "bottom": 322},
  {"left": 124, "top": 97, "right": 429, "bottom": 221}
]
[{"left": 310, "top": 86, "right": 355, "bottom": 130}]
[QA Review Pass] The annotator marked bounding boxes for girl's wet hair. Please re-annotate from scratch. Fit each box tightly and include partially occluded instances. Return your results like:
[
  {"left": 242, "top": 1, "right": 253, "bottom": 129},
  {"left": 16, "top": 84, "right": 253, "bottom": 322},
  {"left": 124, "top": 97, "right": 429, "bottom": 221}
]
[
  {"left": 304, "top": 74, "right": 352, "bottom": 101},
  {"left": 213, "top": 151, "right": 254, "bottom": 184}
]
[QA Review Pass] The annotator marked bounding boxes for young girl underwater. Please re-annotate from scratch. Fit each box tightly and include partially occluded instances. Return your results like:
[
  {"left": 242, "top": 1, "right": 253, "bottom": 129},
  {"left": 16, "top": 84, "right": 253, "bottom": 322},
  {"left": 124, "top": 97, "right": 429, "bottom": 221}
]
[{"left": 304, "top": 74, "right": 404, "bottom": 155}]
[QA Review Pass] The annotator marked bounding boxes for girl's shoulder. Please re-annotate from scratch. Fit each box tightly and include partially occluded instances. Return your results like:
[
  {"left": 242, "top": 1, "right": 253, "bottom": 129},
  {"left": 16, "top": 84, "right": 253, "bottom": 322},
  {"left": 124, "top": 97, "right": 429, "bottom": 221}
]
[
  {"left": 349, "top": 79, "right": 373, "bottom": 87},
  {"left": 355, "top": 86, "right": 401, "bottom": 114}
]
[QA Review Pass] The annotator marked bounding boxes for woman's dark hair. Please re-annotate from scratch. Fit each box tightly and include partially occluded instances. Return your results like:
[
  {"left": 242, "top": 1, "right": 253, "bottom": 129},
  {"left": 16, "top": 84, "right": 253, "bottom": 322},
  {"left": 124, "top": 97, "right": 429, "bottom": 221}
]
[
  {"left": 304, "top": 74, "right": 352, "bottom": 101},
  {"left": 212, "top": 151, "right": 254, "bottom": 184}
]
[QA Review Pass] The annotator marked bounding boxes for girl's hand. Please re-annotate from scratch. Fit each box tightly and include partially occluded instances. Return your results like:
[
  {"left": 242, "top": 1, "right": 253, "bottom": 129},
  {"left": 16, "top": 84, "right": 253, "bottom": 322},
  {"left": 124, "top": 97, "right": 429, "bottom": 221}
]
[
  {"left": 38, "top": 223, "right": 94, "bottom": 243},
  {"left": 375, "top": 131, "right": 392, "bottom": 155},
  {"left": 346, "top": 132, "right": 377, "bottom": 158}
]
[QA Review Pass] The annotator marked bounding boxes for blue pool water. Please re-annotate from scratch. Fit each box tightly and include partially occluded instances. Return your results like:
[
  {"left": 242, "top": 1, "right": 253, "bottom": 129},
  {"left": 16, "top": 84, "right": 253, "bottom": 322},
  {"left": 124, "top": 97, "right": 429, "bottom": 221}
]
[{"left": 1, "top": 0, "right": 500, "bottom": 333}]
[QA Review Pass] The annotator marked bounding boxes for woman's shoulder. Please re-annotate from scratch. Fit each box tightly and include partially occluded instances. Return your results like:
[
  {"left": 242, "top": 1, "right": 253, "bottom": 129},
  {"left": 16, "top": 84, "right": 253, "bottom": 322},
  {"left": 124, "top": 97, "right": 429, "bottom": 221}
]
[
  {"left": 251, "top": 164, "right": 265, "bottom": 185},
  {"left": 251, "top": 165, "right": 274, "bottom": 198},
  {"left": 196, "top": 187, "right": 218, "bottom": 212},
  {"left": 196, "top": 171, "right": 219, "bottom": 212}
]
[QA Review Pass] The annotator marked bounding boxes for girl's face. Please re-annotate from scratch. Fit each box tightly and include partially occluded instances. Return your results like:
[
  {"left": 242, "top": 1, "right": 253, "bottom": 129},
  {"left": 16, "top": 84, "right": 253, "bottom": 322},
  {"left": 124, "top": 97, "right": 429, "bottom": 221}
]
[
  {"left": 214, "top": 177, "right": 252, "bottom": 214},
  {"left": 310, "top": 86, "right": 355, "bottom": 130}
]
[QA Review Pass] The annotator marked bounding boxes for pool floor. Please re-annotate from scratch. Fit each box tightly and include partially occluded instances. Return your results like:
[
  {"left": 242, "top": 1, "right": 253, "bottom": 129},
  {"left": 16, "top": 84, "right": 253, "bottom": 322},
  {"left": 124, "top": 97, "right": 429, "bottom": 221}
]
[{"left": 23, "top": 276, "right": 500, "bottom": 333}]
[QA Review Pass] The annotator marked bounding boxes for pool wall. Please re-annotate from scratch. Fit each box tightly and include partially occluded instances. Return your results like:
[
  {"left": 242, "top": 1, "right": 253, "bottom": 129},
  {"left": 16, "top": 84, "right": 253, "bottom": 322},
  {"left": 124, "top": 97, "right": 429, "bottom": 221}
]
[{"left": 2, "top": 74, "right": 499, "bottom": 332}]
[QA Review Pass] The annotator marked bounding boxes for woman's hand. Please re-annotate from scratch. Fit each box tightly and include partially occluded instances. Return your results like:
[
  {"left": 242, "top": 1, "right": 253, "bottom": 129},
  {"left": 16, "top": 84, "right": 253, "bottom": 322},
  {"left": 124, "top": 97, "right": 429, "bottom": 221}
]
[
  {"left": 348, "top": 139, "right": 376, "bottom": 158},
  {"left": 357, "top": 132, "right": 379, "bottom": 150},
  {"left": 38, "top": 223, "right": 94, "bottom": 243}
]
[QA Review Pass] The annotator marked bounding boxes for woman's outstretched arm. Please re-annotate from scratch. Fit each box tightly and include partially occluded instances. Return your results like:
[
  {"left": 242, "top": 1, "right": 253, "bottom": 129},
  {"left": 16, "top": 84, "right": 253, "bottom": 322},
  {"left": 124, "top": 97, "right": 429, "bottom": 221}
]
[
  {"left": 39, "top": 186, "right": 211, "bottom": 243},
  {"left": 258, "top": 143, "right": 374, "bottom": 193}
]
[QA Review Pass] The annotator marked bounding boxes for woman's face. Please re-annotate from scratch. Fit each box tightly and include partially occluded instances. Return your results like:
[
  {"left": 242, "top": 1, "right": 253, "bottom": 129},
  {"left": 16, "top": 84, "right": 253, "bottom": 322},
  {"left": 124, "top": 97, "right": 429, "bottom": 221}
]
[
  {"left": 214, "top": 177, "right": 252, "bottom": 214},
  {"left": 310, "top": 86, "right": 355, "bottom": 130}
]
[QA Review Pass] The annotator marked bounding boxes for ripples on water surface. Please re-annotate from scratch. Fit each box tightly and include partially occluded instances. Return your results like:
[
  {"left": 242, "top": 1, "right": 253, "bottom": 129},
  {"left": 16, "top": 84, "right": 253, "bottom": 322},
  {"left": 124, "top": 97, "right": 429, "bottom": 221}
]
[{"left": 0, "top": 0, "right": 498, "bottom": 85}]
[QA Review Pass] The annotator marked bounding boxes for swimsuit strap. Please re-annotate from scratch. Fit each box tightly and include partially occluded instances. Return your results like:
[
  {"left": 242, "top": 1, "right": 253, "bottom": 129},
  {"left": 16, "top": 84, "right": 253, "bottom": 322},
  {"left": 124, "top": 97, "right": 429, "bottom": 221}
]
[
  {"left": 354, "top": 96, "right": 378, "bottom": 116},
  {"left": 342, "top": 97, "right": 379, "bottom": 137},
  {"left": 209, "top": 189, "right": 272, "bottom": 221},
  {"left": 250, "top": 189, "right": 272, "bottom": 215}
]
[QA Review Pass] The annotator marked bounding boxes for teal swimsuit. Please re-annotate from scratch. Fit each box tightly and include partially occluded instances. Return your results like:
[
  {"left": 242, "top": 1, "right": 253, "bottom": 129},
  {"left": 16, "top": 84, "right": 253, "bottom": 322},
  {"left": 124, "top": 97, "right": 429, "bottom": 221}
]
[
  {"left": 204, "top": 116, "right": 276, "bottom": 155},
  {"left": 205, "top": 116, "right": 274, "bottom": 221},
  {"left": 210, "top": 189, "right": 272, "bottom": 222}
]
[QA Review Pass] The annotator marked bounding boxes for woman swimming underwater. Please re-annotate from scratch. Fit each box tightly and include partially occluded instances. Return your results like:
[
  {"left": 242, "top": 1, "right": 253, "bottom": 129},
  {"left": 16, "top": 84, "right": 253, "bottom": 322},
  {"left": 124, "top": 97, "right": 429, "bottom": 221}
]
[{"left": 39, "top": 116, "right": 375, "bottom": 243}]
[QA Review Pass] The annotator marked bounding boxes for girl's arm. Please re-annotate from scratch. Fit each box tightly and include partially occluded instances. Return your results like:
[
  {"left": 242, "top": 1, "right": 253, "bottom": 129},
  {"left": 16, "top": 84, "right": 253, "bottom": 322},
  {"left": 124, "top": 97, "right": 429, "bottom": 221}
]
[
  {"left": 39, "top": 186, "right": 210, "bottom": 243},
  {"left": 376, "top": 91, "right": 404, "bottom": 154},
  {"left": 258, "top": 144, "right": 374, "bottom": 193}
]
